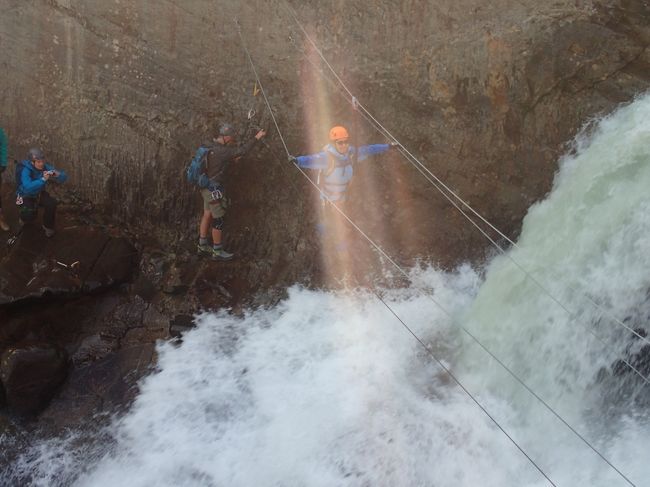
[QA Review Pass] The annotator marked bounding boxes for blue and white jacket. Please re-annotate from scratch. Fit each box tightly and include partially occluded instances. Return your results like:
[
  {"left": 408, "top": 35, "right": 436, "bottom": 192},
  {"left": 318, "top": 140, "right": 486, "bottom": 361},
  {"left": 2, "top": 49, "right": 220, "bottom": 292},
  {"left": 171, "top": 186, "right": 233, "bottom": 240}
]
[
  {"left": 295, "top": 143, "right": 389, "bottom": 202},
  {"left": 17, "top": 160, "right": 68, "bottom": 198}
]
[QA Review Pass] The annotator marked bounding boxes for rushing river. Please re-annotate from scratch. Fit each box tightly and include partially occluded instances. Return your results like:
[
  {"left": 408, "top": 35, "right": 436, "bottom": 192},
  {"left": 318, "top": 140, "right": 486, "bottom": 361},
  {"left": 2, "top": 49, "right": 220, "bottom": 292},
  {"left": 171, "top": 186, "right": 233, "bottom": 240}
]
[{"left": 4, "top": 94, "right": 650, "bottom": 486}]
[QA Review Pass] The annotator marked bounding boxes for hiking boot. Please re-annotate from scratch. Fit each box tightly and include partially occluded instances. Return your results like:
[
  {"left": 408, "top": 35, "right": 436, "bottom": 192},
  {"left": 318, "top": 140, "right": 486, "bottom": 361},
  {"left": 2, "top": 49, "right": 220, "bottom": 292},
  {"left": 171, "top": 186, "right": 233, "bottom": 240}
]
[
  {"left": 197, "top": 243, "right": 212, "bottom": 255},
  {"left": 211, "top": 247, "right": 233, "bottom": 261},
  {"left": 42, "top": 225, "right": 55, "bottom": 238},
  {"left": 0, "top": 214, "right": 8, "bottom": 232}
]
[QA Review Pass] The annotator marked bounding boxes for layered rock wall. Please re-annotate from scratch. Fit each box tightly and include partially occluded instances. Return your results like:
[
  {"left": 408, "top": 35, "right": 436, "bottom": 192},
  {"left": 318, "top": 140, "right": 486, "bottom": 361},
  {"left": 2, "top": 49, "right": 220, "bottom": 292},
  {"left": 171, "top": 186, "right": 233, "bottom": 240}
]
[{"left": 0, "top": 0, "right": 649, "bottom": 268}]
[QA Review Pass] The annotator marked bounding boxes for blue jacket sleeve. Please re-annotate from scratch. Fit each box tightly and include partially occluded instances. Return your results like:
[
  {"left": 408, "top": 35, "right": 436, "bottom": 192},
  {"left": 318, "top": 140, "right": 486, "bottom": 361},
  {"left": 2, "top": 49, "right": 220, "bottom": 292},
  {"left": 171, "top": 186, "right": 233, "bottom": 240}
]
[
  {"left": 55, "top": 170, "right": 68, "bottom": 183},
  {"left": 21, "top": 165, "right": 46, "bottom": 194},
  {"left": 0, "top": 128, "right": 7, "bottom": 169},
  {"left": 295, "top": 151, "right": 329, "bottom": 170},
  {"left": 46, "top": 163, "right": 68, "bottom": 183},
  {"left": 357, "top": 144, "right": 389, "bottom": 162}
]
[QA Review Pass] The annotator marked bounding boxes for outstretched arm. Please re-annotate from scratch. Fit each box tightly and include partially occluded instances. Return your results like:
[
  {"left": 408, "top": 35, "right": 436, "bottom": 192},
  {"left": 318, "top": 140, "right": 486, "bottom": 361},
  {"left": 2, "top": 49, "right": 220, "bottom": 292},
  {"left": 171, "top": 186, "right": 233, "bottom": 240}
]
[
  {"left": 357, "top": 144, "right": 390, "bottom": 162},
  {"left": 224, "top": 138, "right": 258, "bottom": 161},
  {"left": 45, "top": 163, "right": 68, "bottom": 183},
  {"left": 225, "top": 129, "right": 267, "bottom": 161},
  {"left": 295, "top": 151, "right": 329, "bottom": 170}
]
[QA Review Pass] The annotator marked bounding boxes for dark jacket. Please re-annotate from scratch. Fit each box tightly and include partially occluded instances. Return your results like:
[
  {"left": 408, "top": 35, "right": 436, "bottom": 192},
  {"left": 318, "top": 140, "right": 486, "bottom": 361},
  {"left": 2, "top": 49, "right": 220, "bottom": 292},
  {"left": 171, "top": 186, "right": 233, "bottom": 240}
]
[{"left": 205, "top": 138, "right": 259, "bottom": 183}]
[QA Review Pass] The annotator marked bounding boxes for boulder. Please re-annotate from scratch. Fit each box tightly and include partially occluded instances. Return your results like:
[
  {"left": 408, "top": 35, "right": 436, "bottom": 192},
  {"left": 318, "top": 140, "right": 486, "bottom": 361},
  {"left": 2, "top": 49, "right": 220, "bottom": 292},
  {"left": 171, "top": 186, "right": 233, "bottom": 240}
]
[
  {"left": 38, "top": 344, "right": 155, "bottom": 425},
  {"left": 169, "top": 314, "right": 196, "bottom": 338},
  {"left": 0, "top": 344, "right": 69, "bottom": 415}
]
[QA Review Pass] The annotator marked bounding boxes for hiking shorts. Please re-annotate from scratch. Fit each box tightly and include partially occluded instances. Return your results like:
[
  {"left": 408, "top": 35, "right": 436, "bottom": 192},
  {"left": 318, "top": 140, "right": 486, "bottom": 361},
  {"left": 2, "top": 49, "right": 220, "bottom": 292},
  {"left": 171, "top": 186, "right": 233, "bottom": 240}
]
[{"left": 201, "top": 188, "right": 226, "bottom": 219}]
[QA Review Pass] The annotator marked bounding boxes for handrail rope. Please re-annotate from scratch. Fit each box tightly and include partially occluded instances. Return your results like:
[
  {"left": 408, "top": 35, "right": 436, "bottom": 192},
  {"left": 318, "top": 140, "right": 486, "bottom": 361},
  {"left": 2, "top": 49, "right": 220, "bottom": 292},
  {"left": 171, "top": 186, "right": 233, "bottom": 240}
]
[
  {"left": 278, "top": 1, "right": 650, "bottom": 351},
  {"left": 265, "top": 89, "right": 637, "bottom": 487},
  {"left": 285, "top": 33, "right": 518, "bottom": 261},
  {"left": 235, "top": 19, "right": 637, "bottom": 486},
  {"left": 254, "top": 80, "right": 557, "bottom": 487},
  {"left": 355, "top": 95, "right": 650, "bottom": 349},
  {"left": 281, "top": 10, "right": 650, "bottom": 377},
  {"left": 370, "top": 288, "right": 557, "bottom": 487},
  {"left": 235, "top": 19, "right": 291, "bottom": 158}
]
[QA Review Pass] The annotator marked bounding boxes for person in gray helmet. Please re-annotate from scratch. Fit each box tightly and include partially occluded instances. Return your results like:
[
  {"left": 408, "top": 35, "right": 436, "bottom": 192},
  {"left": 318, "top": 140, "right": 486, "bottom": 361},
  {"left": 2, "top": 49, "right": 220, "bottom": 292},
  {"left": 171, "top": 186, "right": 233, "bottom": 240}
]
[
  {"left": 196, "top": 122, "right": 266, "bottom": 260},
  {"left": 16, "top": 147, "right": 68, "bottom": 237}
]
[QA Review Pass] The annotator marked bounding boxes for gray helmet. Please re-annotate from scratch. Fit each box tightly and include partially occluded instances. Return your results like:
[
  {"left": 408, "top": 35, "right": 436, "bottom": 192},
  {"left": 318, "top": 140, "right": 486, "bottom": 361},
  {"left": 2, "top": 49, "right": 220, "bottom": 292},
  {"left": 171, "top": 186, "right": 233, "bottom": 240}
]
[
  {"left": 218, "top": 123, "right": 236, "bottom": 137},
  {"left": 28, "top": 148, "right": 45, "bottom": 160}
]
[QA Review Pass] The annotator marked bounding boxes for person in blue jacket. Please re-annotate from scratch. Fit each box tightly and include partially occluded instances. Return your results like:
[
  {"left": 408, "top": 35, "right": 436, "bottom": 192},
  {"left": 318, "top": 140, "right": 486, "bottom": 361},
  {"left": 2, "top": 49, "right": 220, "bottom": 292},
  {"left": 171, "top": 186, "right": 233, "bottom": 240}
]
[
  {"left": 290, "top": 125, "right": 393, "bottom": 252},
  {"left": 291, "top": 125, "right": 391, "bottom": 203},
  {"left": 0, "top": 128, "right": 9, "bottom": 231},
  {"left": 16, "top": 148, "right": 68, "bottom": 237}
]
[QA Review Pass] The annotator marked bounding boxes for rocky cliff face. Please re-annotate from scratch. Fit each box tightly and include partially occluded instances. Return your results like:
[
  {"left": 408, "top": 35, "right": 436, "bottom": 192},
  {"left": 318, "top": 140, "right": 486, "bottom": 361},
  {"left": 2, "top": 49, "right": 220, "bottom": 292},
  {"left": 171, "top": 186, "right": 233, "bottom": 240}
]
[{"left": 1, "top": 0, "right": 649, "bottom": 272}]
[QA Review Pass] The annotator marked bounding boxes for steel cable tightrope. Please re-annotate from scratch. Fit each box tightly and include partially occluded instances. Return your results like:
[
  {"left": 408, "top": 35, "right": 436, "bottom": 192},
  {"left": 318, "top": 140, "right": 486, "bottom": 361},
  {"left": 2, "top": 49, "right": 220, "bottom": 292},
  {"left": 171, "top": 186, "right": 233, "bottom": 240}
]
[
  {"left": 234, "top": 17, "right": 637, "bottom": 487},
  {"left": 276, "top": 1, "right": 650, "bottom": 367},
  {"left": 277, "top": 22, "right": 644, "bottom": 487}
]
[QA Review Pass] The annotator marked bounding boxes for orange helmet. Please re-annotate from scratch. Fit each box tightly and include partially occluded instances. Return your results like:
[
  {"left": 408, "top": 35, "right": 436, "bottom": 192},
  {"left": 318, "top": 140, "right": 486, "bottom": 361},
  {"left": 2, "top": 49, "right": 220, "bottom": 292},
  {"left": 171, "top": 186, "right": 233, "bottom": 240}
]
[{"left": 329, "top": 126, "right": 349, "bottom": 142}]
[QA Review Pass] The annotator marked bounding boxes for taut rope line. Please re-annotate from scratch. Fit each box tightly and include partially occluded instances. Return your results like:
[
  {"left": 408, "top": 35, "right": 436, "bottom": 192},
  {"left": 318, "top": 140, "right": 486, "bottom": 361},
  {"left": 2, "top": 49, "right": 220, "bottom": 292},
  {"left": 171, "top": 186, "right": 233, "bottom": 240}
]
[
  {"left": 234, "top": 17, "right": 637, "bottom": 487},
  {"left": 277, "top": 1, "right": 650, "bottom": 353}
]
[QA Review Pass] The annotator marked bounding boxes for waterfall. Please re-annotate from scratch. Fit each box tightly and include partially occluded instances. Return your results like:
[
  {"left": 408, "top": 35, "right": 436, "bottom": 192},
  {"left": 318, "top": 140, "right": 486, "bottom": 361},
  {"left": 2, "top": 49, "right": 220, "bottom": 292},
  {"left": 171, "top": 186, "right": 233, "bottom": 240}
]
[{"left": 5, "top": 94, "right": 650, "bottom": 487}]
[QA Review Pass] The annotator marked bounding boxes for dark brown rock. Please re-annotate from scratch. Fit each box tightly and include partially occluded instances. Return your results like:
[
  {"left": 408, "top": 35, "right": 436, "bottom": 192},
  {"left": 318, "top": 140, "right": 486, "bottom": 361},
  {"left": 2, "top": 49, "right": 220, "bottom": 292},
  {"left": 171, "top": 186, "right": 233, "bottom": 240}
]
[
  {"left": 82, "top": 235, "right": 137, "bottom": 292},
  {"left": 0, "top": 344, "right": 69, "bottom": 416},
  {"left": 0, "top": 0, "right": 647, "bottom": 280},
  {"left": 38, "top": 344, "right": 155, "bottom": 427},
  {"left": 0, "top": 210, "right": 156, "bottom": 423},
  {"left": 169, "top": 314, "right": 196, "bottom": 338},
  {"left": 0, "top": 222, "right": 136, "bottom": 305}
]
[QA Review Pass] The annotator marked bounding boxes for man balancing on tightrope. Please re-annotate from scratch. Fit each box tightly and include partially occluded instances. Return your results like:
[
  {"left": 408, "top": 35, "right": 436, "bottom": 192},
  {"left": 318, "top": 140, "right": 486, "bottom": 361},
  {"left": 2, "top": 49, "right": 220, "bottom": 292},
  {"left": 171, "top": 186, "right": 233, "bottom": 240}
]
[{"left": 289, "top": 125, "right": 394, "bottom": 254}]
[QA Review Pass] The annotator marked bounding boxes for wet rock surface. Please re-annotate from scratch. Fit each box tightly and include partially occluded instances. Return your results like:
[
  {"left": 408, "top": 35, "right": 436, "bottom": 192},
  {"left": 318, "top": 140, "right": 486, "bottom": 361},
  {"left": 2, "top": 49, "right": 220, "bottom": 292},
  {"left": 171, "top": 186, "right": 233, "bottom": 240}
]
[
  {"left": 0, "top": 224, "right": 136, "bottom": 305},
  {"left": 0, "top": 205, "right": 140, "bottom": 417},
  {"left": 0, "top": 344, "right": 68, "bottom": 415},
  {"left": 0, "top": 186, "right": 301, "bottom": 428}
]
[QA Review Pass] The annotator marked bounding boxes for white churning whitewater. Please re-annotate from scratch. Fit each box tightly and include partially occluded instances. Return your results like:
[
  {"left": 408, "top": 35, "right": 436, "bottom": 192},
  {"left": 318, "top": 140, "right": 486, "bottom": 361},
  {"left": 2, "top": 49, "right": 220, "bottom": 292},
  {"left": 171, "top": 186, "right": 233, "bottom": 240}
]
[{"left": 7, "top": 93, "right": 650, "bottom": 487}]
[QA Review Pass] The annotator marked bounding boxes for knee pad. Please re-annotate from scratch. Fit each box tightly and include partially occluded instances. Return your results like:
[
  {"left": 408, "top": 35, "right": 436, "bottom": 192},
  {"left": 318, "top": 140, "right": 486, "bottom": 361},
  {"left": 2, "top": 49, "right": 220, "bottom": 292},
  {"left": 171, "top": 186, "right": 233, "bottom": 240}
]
[{"left": 212, "top": 217, "right": 224, "bottom": 230}]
